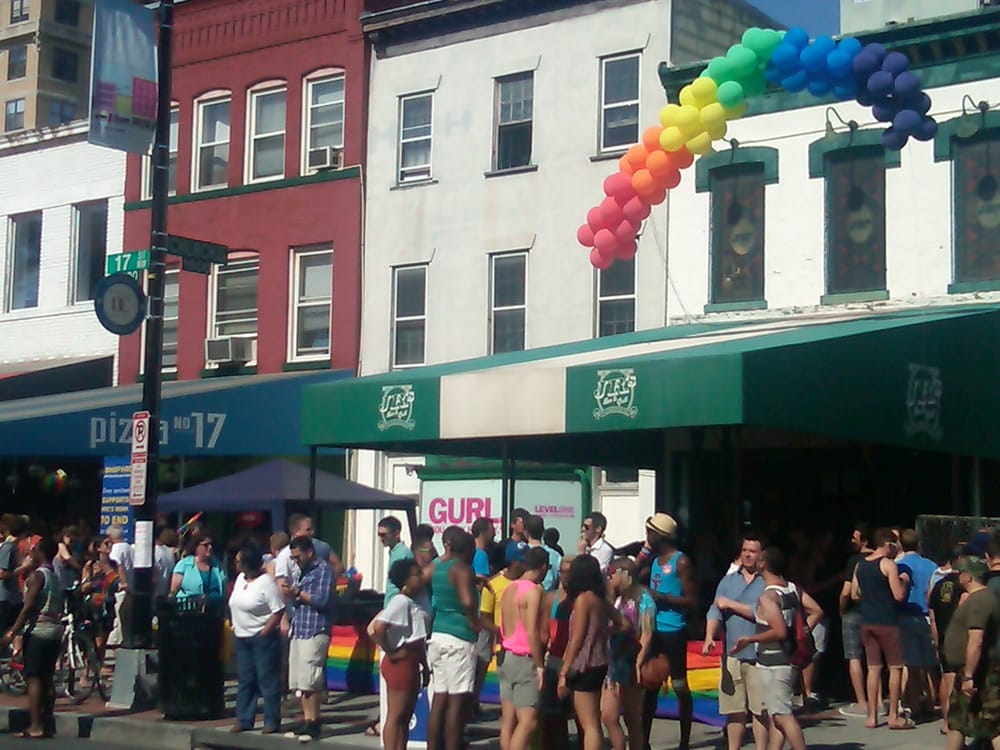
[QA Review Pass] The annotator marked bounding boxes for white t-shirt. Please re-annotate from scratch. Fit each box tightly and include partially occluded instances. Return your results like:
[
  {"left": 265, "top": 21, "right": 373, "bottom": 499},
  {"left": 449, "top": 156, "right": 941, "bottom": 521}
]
[
  {"left": 375, "top": 593, "right": 429, "bottom": 650},
  {"left": 273, "top": 538, "right": 333, "bottom": 584},
  {"left": 228, "top": 572, "right": 285, "bottom": 638},
  {"left": 110, "top": 541, "right": 134, "bottom": 585},
  {"left": 153, "top": 544, "right": 176, "bottom": 597},
  {"left": 586, "top": 537, "right": 614, "bottom": 573},
  {"left": 273, "top": 545, "right": 292, "bottom": 581}
]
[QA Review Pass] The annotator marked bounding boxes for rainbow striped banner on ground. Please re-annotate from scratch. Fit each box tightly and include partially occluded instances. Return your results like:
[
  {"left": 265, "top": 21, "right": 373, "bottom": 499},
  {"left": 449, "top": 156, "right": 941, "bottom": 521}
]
[{"left": 325, "top": 626, "right": 724, "bottom": 726}]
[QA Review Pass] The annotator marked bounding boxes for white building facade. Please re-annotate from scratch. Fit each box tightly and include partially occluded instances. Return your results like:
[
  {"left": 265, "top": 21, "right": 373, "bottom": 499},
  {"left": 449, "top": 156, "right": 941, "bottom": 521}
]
[{"left": 0, "top": 122, "right": 125, "bottom": 377}]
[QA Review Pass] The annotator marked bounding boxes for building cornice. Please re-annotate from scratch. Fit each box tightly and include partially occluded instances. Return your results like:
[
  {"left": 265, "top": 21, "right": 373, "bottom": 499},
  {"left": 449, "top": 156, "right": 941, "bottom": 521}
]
[{"left": 0, "top": 121, "right": 90, "bottom": 155}]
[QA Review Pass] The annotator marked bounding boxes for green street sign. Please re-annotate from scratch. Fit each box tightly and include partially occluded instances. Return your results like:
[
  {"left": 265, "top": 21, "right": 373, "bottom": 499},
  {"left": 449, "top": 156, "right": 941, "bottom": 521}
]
[
  {"left": 106, "top": 250, "right": 150, "bottom": 275},
  {"left": 166, "top": 235, "right": 228, "bottom": 265},
  {"left": 181, "top": 256, "right": 211, "bottom": 275}
]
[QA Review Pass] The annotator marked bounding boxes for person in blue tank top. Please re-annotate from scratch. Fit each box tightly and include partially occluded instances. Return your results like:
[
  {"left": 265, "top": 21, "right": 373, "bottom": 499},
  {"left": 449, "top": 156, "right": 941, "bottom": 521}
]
[{"left": 642, "top": 513, "right": 696, "bottom": 750}]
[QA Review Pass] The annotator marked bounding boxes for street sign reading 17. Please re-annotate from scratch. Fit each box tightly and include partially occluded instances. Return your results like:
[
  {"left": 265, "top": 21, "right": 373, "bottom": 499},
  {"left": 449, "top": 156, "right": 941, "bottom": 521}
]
[{"left": 106, "top": 250, "right": 150, "bottom": 275}]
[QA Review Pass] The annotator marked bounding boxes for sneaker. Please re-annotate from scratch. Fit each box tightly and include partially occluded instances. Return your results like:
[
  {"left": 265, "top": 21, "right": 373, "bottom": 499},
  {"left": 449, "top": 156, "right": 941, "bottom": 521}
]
[
  {"left": 297, "top": 721, "right": 321, "bottom": 742},
  {"left": 838, "top": 703, "right": 868, "bottom": 717},
  {"left": 284, "top": 721, "right": 306, "bottom": 739}
]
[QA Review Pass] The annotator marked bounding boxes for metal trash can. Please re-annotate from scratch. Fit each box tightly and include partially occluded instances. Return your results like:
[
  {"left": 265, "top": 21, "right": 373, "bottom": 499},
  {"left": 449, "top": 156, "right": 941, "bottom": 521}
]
[{"left": 156, "top": 598, "right": 225, "bottom": 720}]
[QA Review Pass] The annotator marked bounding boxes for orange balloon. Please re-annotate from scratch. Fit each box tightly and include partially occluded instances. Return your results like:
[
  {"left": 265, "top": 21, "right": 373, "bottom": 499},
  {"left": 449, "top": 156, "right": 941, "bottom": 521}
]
[
  {"left": 619, "top": 156, "right": 635, "bottom": 176},
  {"left": 648, "top": 187, "right": 667, "bottom": 205},
  {"left": 671, "top": 148, "right": 694, "bottom": 170},
  {"left": 646, "top": 150, "right": 673, "bottom": 180},
  {"left": 642, "top": 126, "right": 663, "bottom": 152},
  {"left": 631, "top": 169, "right": 656, "bottom": 198},
  {"left": 625, "top": 145, "right": 649, "bottom": 171}
]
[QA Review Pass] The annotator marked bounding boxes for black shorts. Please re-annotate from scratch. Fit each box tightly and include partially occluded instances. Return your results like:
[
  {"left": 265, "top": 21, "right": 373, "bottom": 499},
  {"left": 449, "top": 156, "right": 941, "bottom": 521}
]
[
  {"left": 566, "top": 665, "right": 607, "bottom": 693},
  {"left": 650, "top": 630, "right": 688, "bottom": 681},
  {"left": 22, "top": 635, "right": 61, "bottom": 679},
  {"left": 540, "top": 660, "right": 572, "bottom": 715}
]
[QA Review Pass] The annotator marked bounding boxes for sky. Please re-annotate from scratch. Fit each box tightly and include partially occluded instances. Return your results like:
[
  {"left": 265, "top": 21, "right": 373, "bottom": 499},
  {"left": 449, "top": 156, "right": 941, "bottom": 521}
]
[{"left": 747, "top": 0, "right": 840, "bottom": 35}]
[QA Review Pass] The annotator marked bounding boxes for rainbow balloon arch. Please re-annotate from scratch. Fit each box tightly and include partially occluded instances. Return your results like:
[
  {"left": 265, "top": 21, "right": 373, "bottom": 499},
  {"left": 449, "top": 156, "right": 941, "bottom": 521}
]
[{"left": 579, "top": 26, "right": 938, "bottom": 269}]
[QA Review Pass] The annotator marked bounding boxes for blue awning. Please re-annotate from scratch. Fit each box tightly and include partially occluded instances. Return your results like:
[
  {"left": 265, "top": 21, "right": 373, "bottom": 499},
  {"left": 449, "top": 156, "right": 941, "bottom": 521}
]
[{"left": 0, "top": 369, "right": 351, "bottom": 457}]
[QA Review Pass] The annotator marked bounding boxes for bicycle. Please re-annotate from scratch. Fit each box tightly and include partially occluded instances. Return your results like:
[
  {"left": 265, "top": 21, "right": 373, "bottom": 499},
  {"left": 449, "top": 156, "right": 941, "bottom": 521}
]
[
  {"left": 53, "top": 585, "right": 110, "bottom": 704},
  {"left": 0, "top": 642, "right": 26, "bottom": 695}
]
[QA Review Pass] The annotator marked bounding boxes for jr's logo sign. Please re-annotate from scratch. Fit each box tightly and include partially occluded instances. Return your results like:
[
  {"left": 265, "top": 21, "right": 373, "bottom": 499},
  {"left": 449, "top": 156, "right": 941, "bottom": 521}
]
[
  {"left": 378, "top": 385, "right": 416, "bottom": 431},
  {"left": 905, "top": 363, "right": 942, "bottom": 441},
  {"left": 593, "top": 368, "right": 638, "bottom": 420}
]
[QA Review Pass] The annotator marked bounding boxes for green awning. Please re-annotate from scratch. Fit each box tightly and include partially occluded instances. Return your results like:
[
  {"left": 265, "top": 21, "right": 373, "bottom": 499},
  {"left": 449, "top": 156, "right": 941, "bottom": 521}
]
[{"left": 301, "top": 306, "right": 1000, "bottom": 463}]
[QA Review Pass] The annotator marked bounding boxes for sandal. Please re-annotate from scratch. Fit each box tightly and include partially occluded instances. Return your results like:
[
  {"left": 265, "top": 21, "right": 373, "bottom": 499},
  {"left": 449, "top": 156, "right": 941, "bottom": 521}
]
[
  {"left": 364, "top": 722, "right": 380, "bottom": 737},
  {"left": 889, "top": 718, "right": 916, "bottom": 730},
  {"left": 14, "top": 731, "right": 46, "bottom": 740}
]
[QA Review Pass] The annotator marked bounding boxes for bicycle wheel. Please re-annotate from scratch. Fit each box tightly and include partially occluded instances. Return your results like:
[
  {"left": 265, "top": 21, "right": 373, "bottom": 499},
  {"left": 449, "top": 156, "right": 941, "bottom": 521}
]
[{"left": 67, "top": 633, "right": 98, "bottom": 704}]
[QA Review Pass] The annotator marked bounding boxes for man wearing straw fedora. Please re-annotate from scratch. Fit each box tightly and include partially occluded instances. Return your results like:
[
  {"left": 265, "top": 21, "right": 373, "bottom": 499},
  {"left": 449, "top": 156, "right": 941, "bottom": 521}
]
[{"left": 642, "top": 513, "right": 696, "bottom": 750}]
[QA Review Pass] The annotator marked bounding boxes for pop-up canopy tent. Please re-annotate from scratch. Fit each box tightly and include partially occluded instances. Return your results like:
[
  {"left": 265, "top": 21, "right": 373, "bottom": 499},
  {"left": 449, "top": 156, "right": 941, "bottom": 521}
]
[{"left": 157, "top": 459, "right": 417, "bottom": 532}]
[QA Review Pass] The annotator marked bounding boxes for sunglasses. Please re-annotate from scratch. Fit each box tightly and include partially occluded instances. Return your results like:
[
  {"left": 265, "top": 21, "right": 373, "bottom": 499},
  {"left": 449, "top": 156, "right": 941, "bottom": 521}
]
[{"left": 199, "top": 541, "right": 213, "bottom": 548}]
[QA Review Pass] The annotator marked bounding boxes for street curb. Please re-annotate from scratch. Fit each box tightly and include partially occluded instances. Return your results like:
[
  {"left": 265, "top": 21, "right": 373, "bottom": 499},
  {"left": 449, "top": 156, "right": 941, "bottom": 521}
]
[
  {"left": 90, "top": 715, "right": 196, "bottom": 750},
  {"left": 0, "top": 706, "right": 94, "bottom": 738}
]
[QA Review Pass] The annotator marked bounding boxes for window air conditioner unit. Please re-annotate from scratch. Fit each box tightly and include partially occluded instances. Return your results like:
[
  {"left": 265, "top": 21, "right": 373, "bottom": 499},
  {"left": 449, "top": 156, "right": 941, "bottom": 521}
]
[
  {"left": 205, "top": 336, "right": 256, "bottom": 365},
  {"left": 308, "top": 145, "right": 343, "bottom": 171}
]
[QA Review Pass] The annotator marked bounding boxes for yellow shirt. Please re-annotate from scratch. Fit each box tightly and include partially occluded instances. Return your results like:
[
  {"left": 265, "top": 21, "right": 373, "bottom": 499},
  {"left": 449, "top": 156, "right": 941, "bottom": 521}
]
[{"left": 481, "top": 572, "right": 514, "bottom": 630}]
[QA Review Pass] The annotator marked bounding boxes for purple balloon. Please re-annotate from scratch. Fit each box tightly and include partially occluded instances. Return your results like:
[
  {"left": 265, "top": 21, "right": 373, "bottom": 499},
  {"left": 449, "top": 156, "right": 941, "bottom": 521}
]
[
  {"left": 852, "top": 50, "right": 879, "bottom": 78},
  {"left": 893, "top": 108, "right": 921, "bottom": 135},
  {"left": 867, "top": 70, "right": 895, "bottom": 98},
  {"left": 872, "top": 101, "right": 897, "bottom": 123},
  {"left": 866, "top": 43, "right": 888, "bottom": 63},
  {"left": 856, "top": 89, "right": 874, "bottom": 107},
  {"left": 893, "top": 71, "right": 921, "bottom": 98},
  {"left": 915, "top": 92, "right": 932, "bottom": 115},
  {"left": 881, "top": 126, "right": 907, "bottom": 151},
  {"left": 882, "top": 51, "right": 910, "bottom": 75},
  {"left": 915, "top": 117, "right": 938, "bottom": 142}
]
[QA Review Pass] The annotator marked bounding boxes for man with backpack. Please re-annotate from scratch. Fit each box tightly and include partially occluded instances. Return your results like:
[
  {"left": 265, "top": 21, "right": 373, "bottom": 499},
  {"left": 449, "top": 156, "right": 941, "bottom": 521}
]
[{"left": 733, "top": 548, "right": 822, "bottom": 750}]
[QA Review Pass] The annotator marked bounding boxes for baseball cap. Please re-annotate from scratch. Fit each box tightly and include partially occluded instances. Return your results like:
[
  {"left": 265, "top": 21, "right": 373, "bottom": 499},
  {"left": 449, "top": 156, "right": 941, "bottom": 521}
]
[
  {"left": 505, "top": 540, "right": 527, "bottom": 564},
  {"left": 968, "top": 531, "right": 993, "bottom": 557},
  {"left": 958, "top": 555, "right": 990, "bottom": 578}
]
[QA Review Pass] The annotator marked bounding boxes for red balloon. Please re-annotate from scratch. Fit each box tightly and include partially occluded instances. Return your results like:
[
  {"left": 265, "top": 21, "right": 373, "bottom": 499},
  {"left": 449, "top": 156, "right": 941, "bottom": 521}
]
[
  {"left": 600, "top": 196, "right": 624, "bottom": 226},
  {"left": 594, "top": 228, "right": 617, "bottom": 256},
  {"left": 616, "top": 239, "right": 638, "bottom": 260},
  {"left": 613, "top": 218, "right": 640, "bottom": 245},
  {"left": 671, "top": 148, "right": 694, "bottom": 170},
  {"left": 622, "top": 196, "right": 651, "bottom": 223},
  {"left": 587, "top": 207, "right": 605, "bottom": 233},
  {"left": 577, "top": 224, "right": 595, "bottom": 247},
  {"left": 661, "top": 168, "right": 682, "bottom": 190},
  {"left": 590, "top": 247, "right": 613, "bottom": 270},
  {"left": 649, "top": 187, "right": 667, "bottom": 205},
  {"left": 603, "top": 172, "right": 634, "bottom": 200}
]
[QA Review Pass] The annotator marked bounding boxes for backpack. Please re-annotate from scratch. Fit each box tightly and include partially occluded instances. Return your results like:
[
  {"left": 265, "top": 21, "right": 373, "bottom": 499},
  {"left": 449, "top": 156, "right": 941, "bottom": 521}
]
[{"left": 787, "top": 586, "right": 816, "bottom": 669}]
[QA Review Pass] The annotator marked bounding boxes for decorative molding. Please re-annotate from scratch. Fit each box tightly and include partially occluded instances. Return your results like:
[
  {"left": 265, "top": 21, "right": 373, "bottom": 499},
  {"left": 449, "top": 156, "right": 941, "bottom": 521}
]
[
  {"left": 695, "top": 146, "right": 779, "bottom": 193},
  {"left": 807, "top": 132, "right": 901, "bottom": 179}
]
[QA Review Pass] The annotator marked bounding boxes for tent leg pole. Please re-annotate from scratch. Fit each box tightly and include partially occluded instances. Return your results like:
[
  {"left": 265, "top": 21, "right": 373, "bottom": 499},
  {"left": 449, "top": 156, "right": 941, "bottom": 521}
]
[
  {"left": 309, "top": 447, "right": 318, "bottom": 521},
  {"left": 501, "top": 445, "right": 510, "bottom": 535}
]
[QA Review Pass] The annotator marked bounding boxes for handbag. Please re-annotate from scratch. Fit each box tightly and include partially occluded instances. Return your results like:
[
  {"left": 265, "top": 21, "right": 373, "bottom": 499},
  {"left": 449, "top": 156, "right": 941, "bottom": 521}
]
[{"left": 639, "top": 653, "right": 670, "bottom": 691}]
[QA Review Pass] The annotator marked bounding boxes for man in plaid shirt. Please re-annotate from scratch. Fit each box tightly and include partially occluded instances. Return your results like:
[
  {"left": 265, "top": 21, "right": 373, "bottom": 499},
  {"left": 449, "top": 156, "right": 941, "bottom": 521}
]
[{"left": 286, "top": 537, "right": 334, "bottom": 741}]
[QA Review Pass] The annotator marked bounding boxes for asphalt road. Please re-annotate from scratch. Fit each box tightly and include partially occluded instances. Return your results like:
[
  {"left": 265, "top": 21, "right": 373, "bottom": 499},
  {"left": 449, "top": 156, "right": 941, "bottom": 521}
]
[{"left": 0, "top": 733, "right": 133, "bottom": 749}]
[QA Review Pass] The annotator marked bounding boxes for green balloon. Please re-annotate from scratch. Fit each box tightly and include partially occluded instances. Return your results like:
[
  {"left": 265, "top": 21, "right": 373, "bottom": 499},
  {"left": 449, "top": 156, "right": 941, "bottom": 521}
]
[
  {"left": 742, "top": 28, "right": 766, "bottom": 56},
  {"left": 727, "top": 44, "right": 759, "bottom": 78},
  {"left": 704, "top": 56, "right": 735, "bottom": 84},
  {"left": 741, "top": 73, "right": 767, "bottom": 98},
  {"left": 717, "top": 80, "right": 745, "bottom": 109}
]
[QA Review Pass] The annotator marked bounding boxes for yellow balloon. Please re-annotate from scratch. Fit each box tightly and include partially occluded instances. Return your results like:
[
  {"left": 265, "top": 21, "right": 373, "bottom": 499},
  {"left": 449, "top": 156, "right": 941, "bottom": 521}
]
[
  {"left": 679, "top": 85, "right": 696, "bottom": 107},
  {"left": 724, "top": 101, "right": 747, "bottom": 121},
  {"left": 675, "top": 105, "right": 701, "bottom": 136},
  {"left": 659, "top": 126, "right": 687, "bottom": 152},
  {"left": 690, "top": 77, "right": 718, "bottom": 106},
  {"left": 659, "top": 103, "right": 681, "bottom": 128},
  {"left": 699, "top": 102, "right": 727, "bottom": 130},
  {"left": 706, "top": 121, "right": 727, "bottom": 141},
  {"left": 686, "top": 132, "right": 714, "bottom": 155}
]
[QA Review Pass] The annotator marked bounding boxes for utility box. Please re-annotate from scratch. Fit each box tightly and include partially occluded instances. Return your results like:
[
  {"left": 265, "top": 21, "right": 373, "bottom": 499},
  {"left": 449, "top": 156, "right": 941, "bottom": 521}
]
[{"left": 841, "top": 0, "right": 981, "bottom": 34}]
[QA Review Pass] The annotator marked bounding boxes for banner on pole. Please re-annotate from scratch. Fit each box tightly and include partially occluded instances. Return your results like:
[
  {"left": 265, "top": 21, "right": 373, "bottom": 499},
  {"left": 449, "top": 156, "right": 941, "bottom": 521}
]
[{"left": 88, "top": 0, "right": 157, "bottom": 154}]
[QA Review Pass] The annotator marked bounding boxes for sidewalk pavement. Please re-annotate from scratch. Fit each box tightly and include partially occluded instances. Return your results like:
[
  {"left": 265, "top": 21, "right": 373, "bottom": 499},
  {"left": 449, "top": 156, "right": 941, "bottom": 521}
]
[{"left": 0, "top": 683, "right": 947, "bottom": 750}]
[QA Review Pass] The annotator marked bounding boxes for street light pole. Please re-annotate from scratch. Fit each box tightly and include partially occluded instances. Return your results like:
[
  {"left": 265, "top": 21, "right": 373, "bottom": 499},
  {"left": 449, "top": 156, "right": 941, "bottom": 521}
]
[{"left": 129, "top": 0, "right": 174, "bottom": 650}]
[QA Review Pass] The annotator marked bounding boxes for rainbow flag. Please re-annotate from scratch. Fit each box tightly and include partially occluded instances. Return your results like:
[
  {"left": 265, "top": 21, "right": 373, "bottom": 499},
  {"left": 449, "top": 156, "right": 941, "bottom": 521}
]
[{"left": 327, "top": 631, "right": 723, "bottom": 726}]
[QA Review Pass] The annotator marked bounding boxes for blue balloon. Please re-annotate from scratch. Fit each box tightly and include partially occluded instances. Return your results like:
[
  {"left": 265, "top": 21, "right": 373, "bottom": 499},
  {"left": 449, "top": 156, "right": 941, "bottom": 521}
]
[
  {"left": 833, "top": 81, "right": 858, "bottom": 101},
  {"left": 785, "top": 27, "right": 810, "bottom": 50},
  {"left": 813, "top": 35, "right": 837, "bottom": 57},
  {"left": 771, "top": 43, "right": 800, "bottom": 72},
  {"left": 873, "top": 101, "right": 897, "bottom": 123},
  {"left": 882, "top": 51, "right": 910, "bottom": 75},
  {"left": 867, "top": 70, "right": 895, "bottom": 98},
  {"left": 838, "top": 37, "right": 863, "bottom": 57},
  {"left": 764, "top": 62, "right": 784, "bottom": 84},
  {"left": 782, "top": 70, "right": 809, "bottom": 93},
  {"left": 894, "top": 108, "right": 921, "bottom": 135},
  {"left": 800, "top": 44, "right": 827, "bottom": 74},
  {"left": 827, "top": 50, "right": 854, "bottom": 79},
  {"left": 915, "top": 117, "right": 938, "bottom": 142},
  {"left": 808, "top": 78, "right": 832, "bottom": 97},
  {"left": 881, "top": 126, "right": 907, "bottom": 151},
  {"left": 893, "top": 71, "right": 921, "bottom": 98}
]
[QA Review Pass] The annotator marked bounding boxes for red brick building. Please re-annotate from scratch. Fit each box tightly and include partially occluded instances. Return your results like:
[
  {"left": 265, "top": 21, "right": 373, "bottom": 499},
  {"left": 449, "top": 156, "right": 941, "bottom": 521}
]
[{"left": 119, "top": 0, "right": 366, "bottom": 383}]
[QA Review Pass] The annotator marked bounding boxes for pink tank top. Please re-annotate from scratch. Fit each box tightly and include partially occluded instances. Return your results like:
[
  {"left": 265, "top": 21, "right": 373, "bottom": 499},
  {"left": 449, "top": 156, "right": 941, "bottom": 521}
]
[{"left": 500, "top": 579, "right": 537, "bottom": 657}]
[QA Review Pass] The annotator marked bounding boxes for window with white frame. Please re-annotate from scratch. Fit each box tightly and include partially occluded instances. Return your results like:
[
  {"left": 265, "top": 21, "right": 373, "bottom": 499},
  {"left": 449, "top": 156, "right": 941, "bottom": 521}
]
[
  {"left": 8, "top": 45, "right": 26, "bottom": 80},
  {"left": 601, "top": 53, "right": 640, "bottom": 152},
  {"left": 597, "top": 257, "right": 635, "bottom": 337},
  {"left": 291, "top": 247, "right": 332, "bottom": 360},
  {"left": 398, "top": 93, "right": 432, "bottom": 182},
  {"left": 490, "top": 253, "right": 526, "bottom": 354},
  {"left": 494, "top": 72, "right": 533, "bottom": 171},
  {"left": 303, "top": 74, "right": 344, "bottom": 172},
  {"left": 392, "top": 265, "right": 426, "bottom": 368},
  {"left": 8, "top": 212, "right": 41, "bottom": 310},
  {"left": 212, "top": 256, "right": 258, "bottom": 339},
  {"left": 194, "top": 96, "right": 230, "bottom": 190},
  {"left": 10, "top": 0, "right": 28, "bottom": 23},
  {"left": 73, "top": 201, "right": 108, "bottom": 302},
  {"left": 144, "top": 106, "right": 179, "bottom": 199},
  {"left": 248, "top": 86, "right": 286, "bottom": 182},
  {"left": 162, "top": 269, "right": 179, "bottom": 370},
  {"left": 5, "top": 98, "right": 24, "bottom": 131}
]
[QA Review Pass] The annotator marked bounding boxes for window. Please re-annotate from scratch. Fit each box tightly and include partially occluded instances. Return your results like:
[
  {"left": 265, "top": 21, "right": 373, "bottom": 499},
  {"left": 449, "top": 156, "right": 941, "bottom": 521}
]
[
  {"left": 49, "top": 99, "right": 75, "bottom": 127},
  {"left": 144, "top": 106, "right": 179, "bottom": 199},
  {"left": 597, "top": 257, "right": 635, "bottom": 337},
  {"left": 5, "top": 98, "right": 24, "bottom": 131},
  {"left": 55, "top": 0, "right": 79, "bottom": 26},
  {"left": 7, "top": 46, "right": 26, "bottom": 81},
  {"left": 291, "top": 248, "right": 332, "bottom": 359},
  {"left": 825, "top": 148, "right": 886, "bottom": 295},
  {"left": 162, "top": 270, "right": 179, "bottom": 370},
  {"left": 248, "top": 87, "right": 286, "bottom": 182},
  {"left": 7, "top": 213, "right": 41, "bottom": 311},
  {"left": 710, "top": 164, "right": 765, "bottom": 304},
  {"left": 398, "top": 93, "right": 432, "bottom": 183},
  {"left": 954, "top": 131, "right": 1000, "bottom": 284},
  {"left": 490, "top": 253, "right": 526, "bottom": 353},
  {"left": 304, "top": 75, "right": 344, "bottom": 172},
  {"left": 212, "top": 258, "right": 258, "bottom": 344},
  {"left": 494, "top": 73, "right": 533, "bottom": 171},
  {"left": 10, "top": 0, "right": 28, "bottom": 23},
  {"left": 73, "top": 202, "right": 108, "bottom": 302},
  {"left": 392, "top": 266, "right": 426, "bottom": 367},
  {"left": 601, "top": 54, "right": 640, "bottom": 152},
  {"left": 195, "top": 97, "right": 230, "bottom": 190},
  {"left": 52, "top": 48, "right": 78, "bottom": 83}
]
